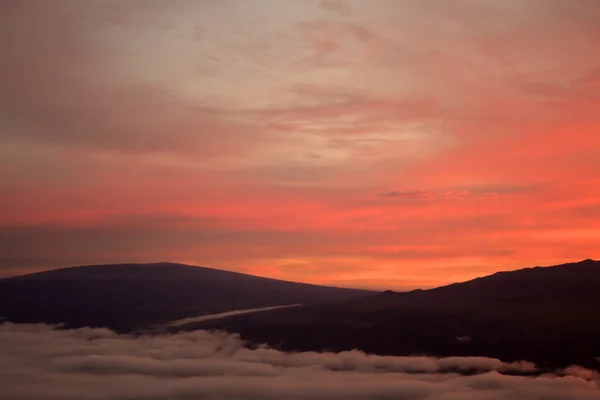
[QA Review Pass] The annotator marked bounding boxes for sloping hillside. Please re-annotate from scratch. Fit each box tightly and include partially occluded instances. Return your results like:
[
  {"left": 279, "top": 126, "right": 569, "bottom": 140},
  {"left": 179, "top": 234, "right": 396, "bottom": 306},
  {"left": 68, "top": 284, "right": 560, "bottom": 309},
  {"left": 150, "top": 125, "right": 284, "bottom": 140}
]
[
  {"left": 0, "top": 262, "right": 373, "bottom": 330},
  {"left": 185, "top": 260, "right": 600, "bottom": 369}
]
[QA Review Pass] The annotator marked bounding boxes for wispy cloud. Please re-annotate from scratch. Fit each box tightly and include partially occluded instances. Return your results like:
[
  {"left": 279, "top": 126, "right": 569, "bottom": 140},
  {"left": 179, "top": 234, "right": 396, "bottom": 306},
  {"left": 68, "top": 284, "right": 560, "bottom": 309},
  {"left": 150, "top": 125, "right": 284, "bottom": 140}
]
[{"left": 1, "top": 0, "right": 600, "bottom": 286}]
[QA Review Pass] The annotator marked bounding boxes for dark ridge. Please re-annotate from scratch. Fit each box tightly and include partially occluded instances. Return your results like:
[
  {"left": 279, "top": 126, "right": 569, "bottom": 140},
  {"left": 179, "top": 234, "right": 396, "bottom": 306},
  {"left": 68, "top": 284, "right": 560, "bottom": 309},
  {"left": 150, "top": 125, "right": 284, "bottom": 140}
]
[
  {"left": 181, "top": 259, "right": 600, "bottom": 370},
  {"left": 0, "top": 262, "right": 374, "bottom": 331}
]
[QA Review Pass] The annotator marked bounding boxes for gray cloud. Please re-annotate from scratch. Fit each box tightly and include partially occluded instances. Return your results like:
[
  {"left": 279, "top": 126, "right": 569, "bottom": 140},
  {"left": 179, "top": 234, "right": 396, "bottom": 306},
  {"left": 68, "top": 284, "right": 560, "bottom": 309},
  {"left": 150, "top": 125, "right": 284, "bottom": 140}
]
[
  {"left": 0, "top": 323, "right": 598, "bottom": 400},
  {"left": 384, "top": 190, "right": 430, "bottom": 199},
  {"left": 0, "top": 1, "right": 269, "bottom": 158},
  {"left": 318, "top": 0, "right": 353, "bottom": 17}
]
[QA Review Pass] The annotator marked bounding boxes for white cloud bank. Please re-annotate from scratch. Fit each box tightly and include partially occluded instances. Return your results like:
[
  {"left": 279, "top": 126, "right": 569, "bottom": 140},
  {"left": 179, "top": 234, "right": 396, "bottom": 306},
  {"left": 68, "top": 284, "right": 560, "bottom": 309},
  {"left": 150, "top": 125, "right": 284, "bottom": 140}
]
[{"left": 0, "top": 323, "right": 598, "bottom": 400}]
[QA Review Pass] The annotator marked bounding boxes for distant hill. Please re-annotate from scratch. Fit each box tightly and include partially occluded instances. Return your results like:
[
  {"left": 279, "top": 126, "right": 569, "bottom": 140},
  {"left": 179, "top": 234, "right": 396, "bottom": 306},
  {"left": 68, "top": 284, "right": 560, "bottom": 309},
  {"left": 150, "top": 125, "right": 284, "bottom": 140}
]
[
  {"left": 184, "top": 259, "right": 600, "bottom": 370},
  {"left": 0, "top": 262, "right": 373, "bottom": 331}
]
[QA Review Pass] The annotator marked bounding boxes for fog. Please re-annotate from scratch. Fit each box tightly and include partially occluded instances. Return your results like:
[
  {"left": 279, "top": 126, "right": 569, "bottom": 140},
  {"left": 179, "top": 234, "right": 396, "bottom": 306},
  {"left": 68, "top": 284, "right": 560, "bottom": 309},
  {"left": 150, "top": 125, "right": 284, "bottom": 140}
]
[
  {"left": 0, "top": 323, "right": 598, "bottom": 400},
  {"left": 167, "top": 304, "right": 301, "bottom": 327}
]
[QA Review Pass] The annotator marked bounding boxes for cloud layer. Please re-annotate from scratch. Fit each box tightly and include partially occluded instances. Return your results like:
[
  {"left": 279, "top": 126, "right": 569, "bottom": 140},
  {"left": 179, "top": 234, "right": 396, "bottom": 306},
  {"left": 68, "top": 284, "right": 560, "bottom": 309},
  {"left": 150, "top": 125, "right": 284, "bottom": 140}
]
[
  {"left": 1, "top": 323, "right": 598, "bottom": 400},
  {"left": 1, "top": 0, "right": 600, "bottom": 287}
]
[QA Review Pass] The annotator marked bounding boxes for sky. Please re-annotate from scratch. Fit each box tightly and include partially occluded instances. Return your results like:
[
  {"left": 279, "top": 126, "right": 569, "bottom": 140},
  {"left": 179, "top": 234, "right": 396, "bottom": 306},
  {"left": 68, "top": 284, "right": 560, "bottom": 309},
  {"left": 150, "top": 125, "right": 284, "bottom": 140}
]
[
  {"left": 1, "top": 0, "right": 600, "bottom": 289},
  {"left": 2, "top": 323, "right": 599, "bottom": 400}
]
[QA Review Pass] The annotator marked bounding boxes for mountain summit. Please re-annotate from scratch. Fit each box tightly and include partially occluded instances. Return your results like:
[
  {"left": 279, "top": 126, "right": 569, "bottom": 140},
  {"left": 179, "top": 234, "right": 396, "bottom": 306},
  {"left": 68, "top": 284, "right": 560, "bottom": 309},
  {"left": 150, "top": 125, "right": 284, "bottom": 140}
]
[{"left": 0, "top": 262, "right": 372, "bottom": 330}]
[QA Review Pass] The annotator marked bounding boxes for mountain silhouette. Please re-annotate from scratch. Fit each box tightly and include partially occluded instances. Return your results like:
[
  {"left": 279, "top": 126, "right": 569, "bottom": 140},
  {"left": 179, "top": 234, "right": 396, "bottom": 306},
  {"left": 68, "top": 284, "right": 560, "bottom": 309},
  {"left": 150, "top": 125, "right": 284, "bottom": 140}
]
[
  {"left": 0, "top": 262, "right": 372, "bottom": 330},
  {"left": 183, "top": 259, "right": 600, "bottom": 370}
]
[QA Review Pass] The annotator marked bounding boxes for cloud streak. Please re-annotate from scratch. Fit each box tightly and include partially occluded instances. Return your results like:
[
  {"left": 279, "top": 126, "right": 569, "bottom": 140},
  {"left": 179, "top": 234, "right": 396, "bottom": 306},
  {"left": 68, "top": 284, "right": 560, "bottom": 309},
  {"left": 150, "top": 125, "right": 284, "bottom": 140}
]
[{"left": 0, "top": 323, "right": 598, "bottom": 400}]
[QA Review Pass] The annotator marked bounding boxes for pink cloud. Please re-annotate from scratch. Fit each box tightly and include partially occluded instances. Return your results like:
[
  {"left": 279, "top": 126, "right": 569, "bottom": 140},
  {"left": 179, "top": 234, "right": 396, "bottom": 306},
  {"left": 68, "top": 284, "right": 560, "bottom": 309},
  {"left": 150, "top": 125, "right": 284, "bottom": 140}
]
[{"left": 1, "top": 0, "right": 600, "bottom": 287}]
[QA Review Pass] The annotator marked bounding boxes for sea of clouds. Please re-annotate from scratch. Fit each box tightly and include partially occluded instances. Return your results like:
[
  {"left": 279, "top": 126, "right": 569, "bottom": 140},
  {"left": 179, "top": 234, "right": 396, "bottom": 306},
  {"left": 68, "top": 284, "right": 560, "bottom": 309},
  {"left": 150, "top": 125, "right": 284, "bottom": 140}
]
[{"left": 0, "top": 323, "right": 598, "bottom": 400}]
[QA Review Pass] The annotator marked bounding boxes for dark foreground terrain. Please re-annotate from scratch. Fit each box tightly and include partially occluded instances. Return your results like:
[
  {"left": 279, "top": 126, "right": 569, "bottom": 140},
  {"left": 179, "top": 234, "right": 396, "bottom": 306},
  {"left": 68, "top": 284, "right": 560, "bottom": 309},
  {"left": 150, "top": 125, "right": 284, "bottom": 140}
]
[
  {"left": 2, "top": 260, "right": 599, "bottom": 371},
  {"left": 178, "top": 259, "right": 600, "bottom": 370},
  {"left": 0, "top": 262, "right": 373, "bottom": 330}
]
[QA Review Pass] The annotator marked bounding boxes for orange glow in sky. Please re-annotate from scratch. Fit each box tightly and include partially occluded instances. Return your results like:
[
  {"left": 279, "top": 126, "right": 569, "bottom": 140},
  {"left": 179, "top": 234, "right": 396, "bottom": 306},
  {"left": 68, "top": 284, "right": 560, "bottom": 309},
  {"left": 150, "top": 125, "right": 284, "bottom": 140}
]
[{"left": 1, "top": 0, "right": 600, "bottom": 289}]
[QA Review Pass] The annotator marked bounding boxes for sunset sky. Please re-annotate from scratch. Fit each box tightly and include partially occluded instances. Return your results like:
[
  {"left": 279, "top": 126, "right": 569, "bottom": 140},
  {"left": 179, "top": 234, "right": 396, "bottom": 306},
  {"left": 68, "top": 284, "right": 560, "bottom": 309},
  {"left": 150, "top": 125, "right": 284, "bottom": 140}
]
[{"left": 1, "top": 0, "right": 599, "bottom": 289}]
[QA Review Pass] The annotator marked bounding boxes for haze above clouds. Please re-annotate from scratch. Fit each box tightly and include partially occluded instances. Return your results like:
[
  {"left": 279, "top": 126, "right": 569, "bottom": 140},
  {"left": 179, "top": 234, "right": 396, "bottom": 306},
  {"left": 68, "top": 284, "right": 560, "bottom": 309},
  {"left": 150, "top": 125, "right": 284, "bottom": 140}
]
[{"left": 1, "top": 323, "right": 598, "bottom": 400}]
